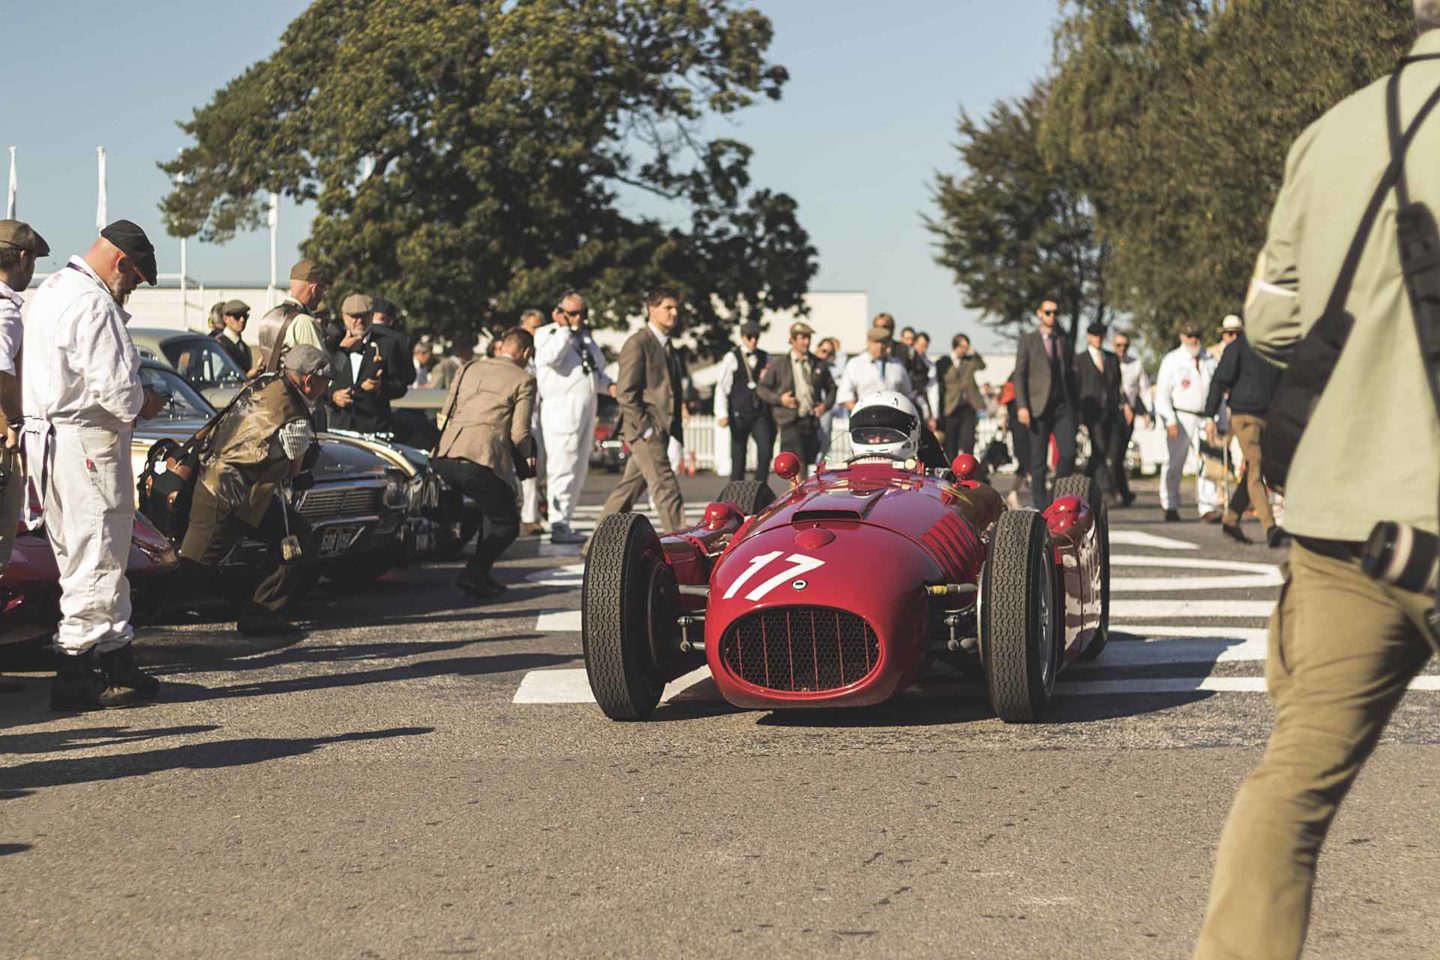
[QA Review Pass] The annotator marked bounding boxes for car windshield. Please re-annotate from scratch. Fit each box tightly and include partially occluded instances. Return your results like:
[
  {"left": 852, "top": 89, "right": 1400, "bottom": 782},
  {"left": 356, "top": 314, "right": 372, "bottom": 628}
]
[
  {"left": 138, "top": 366, "right": 216, "bottom": 420},
  {"left": 160, "top": 337, "right": 245, "bottom": 387}
]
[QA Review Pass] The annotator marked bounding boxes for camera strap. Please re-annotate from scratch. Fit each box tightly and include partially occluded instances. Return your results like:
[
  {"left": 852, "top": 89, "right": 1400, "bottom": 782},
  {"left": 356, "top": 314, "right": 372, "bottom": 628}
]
[{"left": 1262, "top": 64, "right": 1440, "bottom": 489}]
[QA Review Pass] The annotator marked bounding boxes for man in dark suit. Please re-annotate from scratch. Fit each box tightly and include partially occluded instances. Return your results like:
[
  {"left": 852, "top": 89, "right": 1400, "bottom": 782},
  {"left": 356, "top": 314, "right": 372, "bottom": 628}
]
[
  {"left": 714, "top": 322, "right": 774, "bottom": 482},
  {"left": 326, "top": 293, "right": 410, "bottom": 435},
  {"left": 596, "top": 288, "right": 686, "bottom": 533},
  {"left": 1074, "top": 320, "right": 1123, "bottom": 498},
  {"left": 757, "top": 322, "right": 836, "bottom": 480},
  {"left": 369, "top": 297, "right": 417, "bottom": 390},
  {"left": 1013, "top": 298, "right": 1077, "bottom": 508},
  {"left": 934, "top": 333, "right": 986, "bottom": 457},
  {"left": 430, "top": 327, "right": 537, "bottom": 599}
]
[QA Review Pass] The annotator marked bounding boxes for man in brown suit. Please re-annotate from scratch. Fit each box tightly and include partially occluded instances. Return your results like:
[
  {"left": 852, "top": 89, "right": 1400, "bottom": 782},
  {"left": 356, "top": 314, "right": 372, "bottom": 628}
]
[
  {"left": 757, "top": 321, "right": 835, "bottom": 480},
  {"left": 431, "top": 327, "right": 537, "bottom": 600},
  {"left": 597, "top": 289, "right": 686, "bottom": 533},
  {"left": 934, "top": 333, "right": 986, "bottom": 457},
  {"left": 1013, "top": 298, "right": 1077, "bottom": 508}
]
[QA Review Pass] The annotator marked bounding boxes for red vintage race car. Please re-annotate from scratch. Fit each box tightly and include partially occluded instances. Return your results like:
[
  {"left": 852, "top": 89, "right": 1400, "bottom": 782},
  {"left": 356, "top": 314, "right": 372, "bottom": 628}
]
[{"left": 581, "top": 453, "right": 1110, "bottom": 723}]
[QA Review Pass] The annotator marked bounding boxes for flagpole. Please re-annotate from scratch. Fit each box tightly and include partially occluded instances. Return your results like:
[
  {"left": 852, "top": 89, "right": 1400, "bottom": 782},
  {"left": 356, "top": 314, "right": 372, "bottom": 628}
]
[
  {"left": 95, "top": 146, "right": 107, "bottom": 232},
  {"left": 5, "top": 147, "right": 15, "bottom": 219},
  {"left": 268, "top": 191, "right": 279, "bottom": 309},
  {"left": 175, "top": 154, "right": 188, "bottom": 329}
]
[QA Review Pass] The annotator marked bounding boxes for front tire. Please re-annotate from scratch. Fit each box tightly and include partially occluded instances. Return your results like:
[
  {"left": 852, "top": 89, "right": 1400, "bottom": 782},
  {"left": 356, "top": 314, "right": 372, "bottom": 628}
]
[
  {"left": 981, "top": 509, "right": 1060, "bottom": 723},
  {"left": 582, "top": 513, "right": 679, "bottom": 720},
  {"left": 1054, "top": 474, "right": 1110, "bottom": 661},
  {"left": 717, "top": 480, "right": 776, "bottom": 516}
]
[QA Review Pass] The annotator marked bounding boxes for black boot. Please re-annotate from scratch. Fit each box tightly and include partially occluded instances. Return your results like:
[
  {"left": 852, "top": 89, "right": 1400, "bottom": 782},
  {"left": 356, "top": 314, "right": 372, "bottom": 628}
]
[
  {"left": 49, "top": 651, "right": 107, "bottom": 712},
  {"left": 98, "top": 644, "right": 161, "bottom": 703}
]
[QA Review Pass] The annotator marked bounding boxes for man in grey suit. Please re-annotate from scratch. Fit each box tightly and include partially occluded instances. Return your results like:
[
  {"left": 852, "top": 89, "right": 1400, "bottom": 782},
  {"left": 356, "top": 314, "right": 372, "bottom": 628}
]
[
  {"left": 431, "top": 327, "right": 537, "bottom": 600},
  {"left": 757, "top": 321, "right": 836, "bottom": 480},
  {"left": 597, "top": 289, "right": 686, "bottom": 533},
  {"left": 1013, "top": 298, "right": 1077, "bottom": 508},
  {"left": 934, "top": 333, "right": 986, "bottom": 457}
]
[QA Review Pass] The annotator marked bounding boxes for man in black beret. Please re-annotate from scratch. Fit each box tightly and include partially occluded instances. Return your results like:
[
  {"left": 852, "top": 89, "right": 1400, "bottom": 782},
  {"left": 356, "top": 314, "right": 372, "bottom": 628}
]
[{"left": 1074, "top": 319, "right": 1123, "bottom": 498}]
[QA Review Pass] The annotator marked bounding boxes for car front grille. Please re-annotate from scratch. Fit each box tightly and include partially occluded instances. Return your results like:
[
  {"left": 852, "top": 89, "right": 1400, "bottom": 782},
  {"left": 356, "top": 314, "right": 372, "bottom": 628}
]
[
  {"left": 297, "top": 486, "right": 383, "bottom": 522},
  {"left": 720, "top": 607, "right": 880, "bottom": 693}
]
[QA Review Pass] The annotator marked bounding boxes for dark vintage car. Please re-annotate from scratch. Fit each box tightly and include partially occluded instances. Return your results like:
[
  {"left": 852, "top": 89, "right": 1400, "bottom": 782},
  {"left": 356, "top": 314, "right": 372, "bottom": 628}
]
[
  {"left": 132, "top": 362, "right": 410, "bottom": 581},
  {"left": 589, "top": 394, "right": 628, "bottom": 473}
]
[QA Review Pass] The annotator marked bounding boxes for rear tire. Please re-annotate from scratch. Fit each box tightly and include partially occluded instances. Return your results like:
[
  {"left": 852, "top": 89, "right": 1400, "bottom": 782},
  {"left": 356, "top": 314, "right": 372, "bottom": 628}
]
[
  {"left": 981, "top": 509, "right": 1060, "bottom": 723},
  {"left": 1054, "top": 474, "right": 1110, "bottom": 661},
  {"left": 717, "top": 480, "right": 776, "bottom": 516},
  {"left": 582, "top": 513, "right": 678, "bottom": 720}
]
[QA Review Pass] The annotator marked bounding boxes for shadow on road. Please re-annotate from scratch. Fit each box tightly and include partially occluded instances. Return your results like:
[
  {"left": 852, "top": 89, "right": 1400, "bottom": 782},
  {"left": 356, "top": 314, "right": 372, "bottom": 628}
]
[
  {"left": 2, "top": 726, "right": 434, "bottom": 796},
  {"left": 0, "top": 723, "right": 221, "bottom": 757},
  {"left": 0, "top": 843, "right": 33, "bottom": 856}
]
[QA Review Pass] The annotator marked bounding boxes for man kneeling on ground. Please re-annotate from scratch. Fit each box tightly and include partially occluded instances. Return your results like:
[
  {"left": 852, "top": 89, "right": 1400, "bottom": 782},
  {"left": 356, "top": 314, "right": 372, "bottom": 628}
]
[{"left": 177, "top": 344, "right": 331, "bottom": 636}]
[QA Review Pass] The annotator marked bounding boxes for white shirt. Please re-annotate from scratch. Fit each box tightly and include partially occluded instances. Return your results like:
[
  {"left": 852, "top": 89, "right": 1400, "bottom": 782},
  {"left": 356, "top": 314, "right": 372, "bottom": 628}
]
[
  {"left": 837, "top": 351, "right": 911, "bottom": 406},
  {"left": 534, "top": 322, "right": 612, "bottom": 402},
  {"left": 22, "top": 257, "right": 144, "bottom": 428},
  {"left": 1153, "top": 345, "right": 1216, "bottom": 426},
  {"left": 713, "top": 346, "right": 767, "bottom": 422},
  {"left": 0, "top": 279, "right": 22, "bottom": 377},
  {"left": 1116, "top": 353, "right": 1151, "bottom": 409}
]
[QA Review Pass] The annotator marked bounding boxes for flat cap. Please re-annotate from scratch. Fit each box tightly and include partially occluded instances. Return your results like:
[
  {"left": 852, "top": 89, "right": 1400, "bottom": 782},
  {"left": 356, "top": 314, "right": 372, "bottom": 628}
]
[
  {"left": 1221, "top": 314, "right": 1244, "bottom": 332},
  {"left": 282, "top": 343, "right": 332, "bottom": 378},
  {"left": 341, "top": 293, "right": 374, "bottom": 316},
  {"left": 290, "top": 259, "right": 333, "bottom": 284},
  {"left": 0, "top": 219, "right": 49, "bottom": 257},
  {"left": 99, "top": 219, "right": 157, "bottom": 285},
  {"left": 222, "top": 299, "right": 250, "bottom": 316},
  {"left": 1086, "top": 321, "right": 1108, "bottom": 337},
  {"left": 866, "top": 326, "right": 893, "bottom": 344},
  {"left": 789, "top": 321, "right": 815, "bottom": 338},
  {"left": 739, "top": 322, "right": 762, "bottom": 338},
  {"left": 1180, "top": 322, "right": 1204, "bottom": 338}
]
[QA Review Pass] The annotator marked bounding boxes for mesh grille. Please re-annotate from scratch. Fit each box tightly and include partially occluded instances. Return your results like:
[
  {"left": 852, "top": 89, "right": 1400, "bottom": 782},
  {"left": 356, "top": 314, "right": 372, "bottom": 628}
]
[
  {"left": 297, "top": 486, "right": 383, "bottom": 522},
  {"left": 720, "top": 607, "right": 880, "bottom": 693}
]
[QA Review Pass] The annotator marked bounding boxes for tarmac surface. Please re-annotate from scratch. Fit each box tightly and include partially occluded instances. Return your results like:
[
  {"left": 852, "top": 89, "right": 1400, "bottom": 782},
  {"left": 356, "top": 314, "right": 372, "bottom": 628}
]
[{"left": 3, "top": 469, "right": 1439, "bottom": 959}]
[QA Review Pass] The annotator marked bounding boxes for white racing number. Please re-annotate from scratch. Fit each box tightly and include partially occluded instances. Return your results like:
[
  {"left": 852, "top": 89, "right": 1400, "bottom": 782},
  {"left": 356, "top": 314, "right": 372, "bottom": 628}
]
[{"left": 721, "top": 551, "right": 827, "bottom": 602}]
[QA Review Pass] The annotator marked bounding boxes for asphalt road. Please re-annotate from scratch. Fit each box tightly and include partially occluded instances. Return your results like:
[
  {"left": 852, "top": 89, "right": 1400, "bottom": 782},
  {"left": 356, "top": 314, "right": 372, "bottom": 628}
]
[{"left": 3, "top": 469, "right": 1438, "bottom": 960}]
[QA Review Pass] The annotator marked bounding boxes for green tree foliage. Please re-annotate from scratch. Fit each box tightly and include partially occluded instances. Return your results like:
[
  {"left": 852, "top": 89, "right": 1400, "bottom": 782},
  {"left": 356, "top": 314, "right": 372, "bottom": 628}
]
[
  {"left": 928, "top": 87, "right": 1110, "bottom": 346},
  {"left": 933, "top": 0, "right": 1414, "bottom": 355},
  {"left": 160, "top": 0, "right": 816, "bottom": 352}
]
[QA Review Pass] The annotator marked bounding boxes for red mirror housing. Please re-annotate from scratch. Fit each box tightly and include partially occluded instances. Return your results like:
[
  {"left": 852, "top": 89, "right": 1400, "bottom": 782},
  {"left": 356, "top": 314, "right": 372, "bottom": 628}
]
[
  {"left": 773, "top": 452, "right": 801, "bottom": 483},
  {"left": 950, "top": 453, "right": 980, "bottom": 481}
]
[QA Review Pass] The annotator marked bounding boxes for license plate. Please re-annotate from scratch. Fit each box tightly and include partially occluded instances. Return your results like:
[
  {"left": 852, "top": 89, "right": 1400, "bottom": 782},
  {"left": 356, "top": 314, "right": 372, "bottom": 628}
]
[{"left": 317, "top": 524, "right": 361, "bottom": 558}]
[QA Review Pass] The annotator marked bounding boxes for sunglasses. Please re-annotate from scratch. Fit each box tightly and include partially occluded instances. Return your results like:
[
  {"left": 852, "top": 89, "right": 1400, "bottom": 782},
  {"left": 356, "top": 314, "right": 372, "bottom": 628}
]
[{"left": 560, "top": 307, "right": 588, "bottom": 319}]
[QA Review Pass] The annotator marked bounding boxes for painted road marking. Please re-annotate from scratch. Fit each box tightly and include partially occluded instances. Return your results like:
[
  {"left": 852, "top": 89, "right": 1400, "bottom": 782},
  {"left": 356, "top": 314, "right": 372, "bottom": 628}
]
[
  {"left": 1108, "top": 530, "right": 1199, "bottom": 551},
  {"left": 512, "top": 667, "right": 1440, "bottom": 705},
  {"left": 1109, "top": 555, "right": 1282, "bottom": 592}
]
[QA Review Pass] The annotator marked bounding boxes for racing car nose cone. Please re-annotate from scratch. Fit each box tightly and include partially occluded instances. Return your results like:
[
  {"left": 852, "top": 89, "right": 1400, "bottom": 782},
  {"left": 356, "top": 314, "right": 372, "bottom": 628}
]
[{"left": 793, "top": 527, "right": 836, "bottom": 550}]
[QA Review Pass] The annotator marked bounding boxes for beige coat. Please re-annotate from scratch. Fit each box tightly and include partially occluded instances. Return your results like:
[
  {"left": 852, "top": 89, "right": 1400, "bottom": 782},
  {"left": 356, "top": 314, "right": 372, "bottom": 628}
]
[{"left": 434, "top": 356, "right": 535, "bottom": 480}]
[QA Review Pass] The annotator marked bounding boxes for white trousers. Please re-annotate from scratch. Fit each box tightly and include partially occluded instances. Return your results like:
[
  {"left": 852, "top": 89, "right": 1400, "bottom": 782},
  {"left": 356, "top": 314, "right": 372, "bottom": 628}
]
[
  {"left": 1162, "top": 412, "right": 1219, "bottom": 515},
  {"left": 45, "top": 423, "right": 135, "bottom": 654},
  {"left": 541, "top": 394, "right": 595, "bottom": 529}
]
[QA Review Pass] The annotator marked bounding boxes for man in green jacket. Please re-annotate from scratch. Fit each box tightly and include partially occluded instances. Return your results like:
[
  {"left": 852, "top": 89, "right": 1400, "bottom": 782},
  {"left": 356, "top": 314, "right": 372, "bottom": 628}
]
[{"left": 1194, "top": 10, "right": 1440, "bottom": 959}]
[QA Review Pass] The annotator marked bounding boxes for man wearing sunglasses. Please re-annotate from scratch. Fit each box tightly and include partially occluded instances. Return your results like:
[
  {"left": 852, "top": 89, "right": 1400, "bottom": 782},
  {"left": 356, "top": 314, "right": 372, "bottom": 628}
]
[
  {"left": 713, "top": 321, "right": 775, "bottom": 483},
  {"left": 22, "top": 220, "right": 169, "bottom": 710},
  {"left": 1013, "top": 299, "right": 1078, "bottom": 508}
]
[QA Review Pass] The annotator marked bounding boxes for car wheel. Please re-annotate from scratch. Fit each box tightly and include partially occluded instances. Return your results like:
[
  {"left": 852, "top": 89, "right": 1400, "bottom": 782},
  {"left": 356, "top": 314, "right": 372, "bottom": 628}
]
[
  {"left": 1054, "top": 475, "right": 1110, "bottom": 661},
  {"left": 980, "top": 509, "right": 1060, "bottom": 723},
  {"left": 717, "top": 480, "right": 776, "bottom": 516},
  {"left": 582, "top": 513, "right": 680, "bottom": 720}
]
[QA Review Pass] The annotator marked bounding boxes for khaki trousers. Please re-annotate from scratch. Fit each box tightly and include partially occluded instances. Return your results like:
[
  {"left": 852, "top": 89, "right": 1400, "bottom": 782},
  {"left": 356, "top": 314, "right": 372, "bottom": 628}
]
[
  {"left": 0, "top": 444, "right": 21, "bottom": 573},
  {"left": 1195, "top": 541, "right": 1437, "bottom": 960},
  {"left": 599, "top": 433, "right": 684, "bottom": 534},
  {"left": 1224, "top": 414, "right": 1275, "bottom": 530}
]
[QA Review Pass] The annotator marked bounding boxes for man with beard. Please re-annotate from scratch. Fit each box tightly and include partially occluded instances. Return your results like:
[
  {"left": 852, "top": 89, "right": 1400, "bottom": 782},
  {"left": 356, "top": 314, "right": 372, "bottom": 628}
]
[
  {"left": 22, "top": 220, "right": 167, "bottom": 710},
  {"left": 256, "top": 260, "right": 331, "bottom": 373}
]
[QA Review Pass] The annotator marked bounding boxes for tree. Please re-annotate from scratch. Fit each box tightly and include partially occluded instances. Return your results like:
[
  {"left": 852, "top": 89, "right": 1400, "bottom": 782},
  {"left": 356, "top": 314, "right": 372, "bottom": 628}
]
[
  {"left": 928, "top": 85, "right": 1110, "bottom": 346},
  {"left": 160, "top": 0, "right": 816, "bottom": 354}
]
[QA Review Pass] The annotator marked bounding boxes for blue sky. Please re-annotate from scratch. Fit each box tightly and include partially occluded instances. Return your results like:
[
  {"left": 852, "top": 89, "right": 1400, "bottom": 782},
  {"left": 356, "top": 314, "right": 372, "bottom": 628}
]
[{"left": 5, "top": 0, "right": 1058, "bottom": 350}]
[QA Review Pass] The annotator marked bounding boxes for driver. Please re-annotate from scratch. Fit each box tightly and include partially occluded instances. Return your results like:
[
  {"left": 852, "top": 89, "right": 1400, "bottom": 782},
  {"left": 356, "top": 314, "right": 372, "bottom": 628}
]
[{"left": 848, "top": 391, "right": 949, "bottom": 469}]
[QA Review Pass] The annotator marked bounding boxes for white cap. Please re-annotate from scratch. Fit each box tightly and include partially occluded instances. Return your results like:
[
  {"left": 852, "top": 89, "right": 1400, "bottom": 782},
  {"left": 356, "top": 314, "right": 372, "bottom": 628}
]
[{"left": 1221, "top": 314, "right": 1244, "bottom": 333}]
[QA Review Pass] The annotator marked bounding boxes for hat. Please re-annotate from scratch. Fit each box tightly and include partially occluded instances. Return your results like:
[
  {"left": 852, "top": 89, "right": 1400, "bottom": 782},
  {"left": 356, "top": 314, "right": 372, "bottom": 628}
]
[
  {"left": 866, "top": 326, "right": 894, "bottom": 344},
  {"left": 789, "top": 321, "right": 815, "bottom": 338},
  {"left": 99, "top": 219, "right": 157, "bottom": 285},
  {"left": 1180, "top": 322, "right": 1203, "bottom": 339},
  {"left": 282, "top": 343, "right": 332, "bottom": 378},
  {"left": 739, "top": 322, "right": 761, "bottom": 338},
  {"left": 341, "top": 293, "right": 374, "bottom": 316},
  {"left": 222, "top": 299, "right": 250, "bottom": 316},
  {"left": 1221, "top": 314, "right": 1244, "bottom": 332},
  {"left": 451, "top": 331, "right": 477, "bottom": 350},
  {"left": 0, "top": 220, "right": 49, "bottom": 257},
  {"left": 290, "top": 259, "right": 333, "bottom": 284},
  {"left": 1086, "top": 321, "right": 1108, "bottom": 337}
]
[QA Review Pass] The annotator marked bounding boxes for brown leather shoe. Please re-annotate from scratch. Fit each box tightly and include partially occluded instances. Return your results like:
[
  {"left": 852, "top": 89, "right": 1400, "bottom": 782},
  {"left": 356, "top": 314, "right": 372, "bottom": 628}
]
[
  {"left": 520, "top": 522, "right": 544, "bottom": 536},
  {"left": 1201, "top": 511, "right": 1223, "bottom": 524}
]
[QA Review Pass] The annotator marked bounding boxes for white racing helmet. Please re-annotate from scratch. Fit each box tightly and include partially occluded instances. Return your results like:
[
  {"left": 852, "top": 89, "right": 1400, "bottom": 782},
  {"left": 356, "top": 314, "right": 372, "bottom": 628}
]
[{"left": 849, "top": 391, "right": 921, "bottom": 460}]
